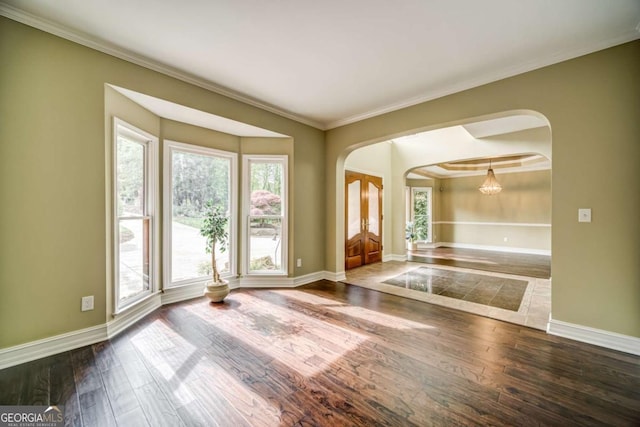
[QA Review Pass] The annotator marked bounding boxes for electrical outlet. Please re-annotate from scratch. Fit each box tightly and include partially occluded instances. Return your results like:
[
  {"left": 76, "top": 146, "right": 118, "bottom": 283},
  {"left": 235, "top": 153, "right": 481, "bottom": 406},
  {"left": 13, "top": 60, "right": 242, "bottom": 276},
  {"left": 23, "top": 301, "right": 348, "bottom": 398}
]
[
  {"left": 503, "top": 237, "right": 508, "bottom": 242},
  {"left": 297, "top": 258, "right": 302, "bottom": 267},
  {"left": 81, "top": 296, "right": 94, "bottom": 312},
  {"left": 578, "top": 208, "right": 591, "bottom": 223}
]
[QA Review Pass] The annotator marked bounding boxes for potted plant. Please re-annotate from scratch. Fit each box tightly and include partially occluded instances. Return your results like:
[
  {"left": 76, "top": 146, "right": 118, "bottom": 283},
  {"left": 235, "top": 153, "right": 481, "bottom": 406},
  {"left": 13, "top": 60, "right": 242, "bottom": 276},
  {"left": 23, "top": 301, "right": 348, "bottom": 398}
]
[
  {"left": 200, "top": 200, "right": 230, "bottom": 302},
  {"left": 406, "top": 221, "right": 418, "bottom": 251}
]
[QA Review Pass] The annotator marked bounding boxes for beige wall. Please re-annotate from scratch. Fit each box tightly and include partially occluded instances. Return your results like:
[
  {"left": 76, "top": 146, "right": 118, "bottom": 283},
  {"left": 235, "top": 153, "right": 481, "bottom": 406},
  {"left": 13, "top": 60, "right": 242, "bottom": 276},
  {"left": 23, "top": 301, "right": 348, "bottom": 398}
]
[
  {"left": 326, "top": 41, "right": 640, "bottom": 337},
  {"left": 438, "top": 170, "right": 551, "bottom": 251},
  {"left": 0, "top": 17, "right": 325, "bottom": 348}
]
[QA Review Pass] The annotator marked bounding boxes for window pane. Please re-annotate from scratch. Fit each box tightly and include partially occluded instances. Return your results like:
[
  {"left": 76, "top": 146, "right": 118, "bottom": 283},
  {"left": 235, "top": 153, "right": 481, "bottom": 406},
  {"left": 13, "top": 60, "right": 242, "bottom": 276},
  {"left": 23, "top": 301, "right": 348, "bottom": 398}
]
[
  {"left": 171, "top": 150, "right": 231, "bottom": 282},
  {"left": 172, "top": 219, "right": 230, "bottom": 282},
  {"left": 250, "top": 162, "right": 282, "bottom": 214},
  {"left": 368, "top": 182, "right": 379, "bottom": 235},
  {"left": 119, "top": 218, "right": 150, "bottom": 302},
  {"left": 249, "top": 217, "right": 282, "bottom": 271},
  {"left": 413, "top": 190, "right": 429, "bottom": 241},
  {"left": 117, "top": 138, "right": 145, "bottom": 216},
  {"left": 347, "top": 180, "right": 361, "bottom": 239}
]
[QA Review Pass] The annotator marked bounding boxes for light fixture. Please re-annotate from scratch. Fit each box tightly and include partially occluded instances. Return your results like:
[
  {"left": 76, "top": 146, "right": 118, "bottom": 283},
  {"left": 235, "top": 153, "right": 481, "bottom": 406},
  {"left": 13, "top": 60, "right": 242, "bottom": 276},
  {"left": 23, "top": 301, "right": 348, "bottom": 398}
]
[{"left": 479, "top": 159, "right": 502, "bottom": 195}]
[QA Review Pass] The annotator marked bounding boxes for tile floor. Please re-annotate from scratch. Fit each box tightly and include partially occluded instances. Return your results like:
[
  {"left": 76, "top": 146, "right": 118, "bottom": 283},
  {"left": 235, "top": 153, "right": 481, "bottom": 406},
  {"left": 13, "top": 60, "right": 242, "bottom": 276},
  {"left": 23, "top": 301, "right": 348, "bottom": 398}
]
[
  {"left": 383, "top": 267, "right": 528, "bottom": 311},
  {"left": 343, "top": 261, "right": 551, "bottom": 330}
]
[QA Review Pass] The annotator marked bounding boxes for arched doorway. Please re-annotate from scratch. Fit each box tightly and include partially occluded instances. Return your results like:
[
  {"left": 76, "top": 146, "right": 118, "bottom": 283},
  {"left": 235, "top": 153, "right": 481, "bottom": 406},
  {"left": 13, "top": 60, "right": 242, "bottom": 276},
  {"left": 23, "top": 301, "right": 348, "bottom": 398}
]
[{"left": 338, "top": 110, "right": 552, "bottom": 329}]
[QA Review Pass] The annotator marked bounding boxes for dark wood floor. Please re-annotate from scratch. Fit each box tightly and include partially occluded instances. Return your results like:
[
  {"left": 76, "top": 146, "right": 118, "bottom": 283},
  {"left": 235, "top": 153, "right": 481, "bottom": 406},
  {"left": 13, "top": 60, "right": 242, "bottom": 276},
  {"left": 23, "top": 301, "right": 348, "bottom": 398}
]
[
  {"left": 409, "top": 247, "right": 551, "bottom": 278},
  {"left": 1, "top": 282, "right": 638, "bottom": 426}
]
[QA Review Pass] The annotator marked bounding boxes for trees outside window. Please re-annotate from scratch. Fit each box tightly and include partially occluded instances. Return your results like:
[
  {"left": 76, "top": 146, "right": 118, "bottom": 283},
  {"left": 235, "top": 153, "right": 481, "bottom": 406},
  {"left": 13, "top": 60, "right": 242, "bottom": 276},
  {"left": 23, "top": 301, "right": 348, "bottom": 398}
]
[
  {"left": 164, "top": 141, "right": 237, "bottom": 287},
  {"left": 113, "top": 119, "right": 158, "bottom": 312},
  {"left": 244, "top": 156, "right": 287, "bottom": 274},
  {"left": 411, "top": 187, "right": 432, "bottom": 243}
]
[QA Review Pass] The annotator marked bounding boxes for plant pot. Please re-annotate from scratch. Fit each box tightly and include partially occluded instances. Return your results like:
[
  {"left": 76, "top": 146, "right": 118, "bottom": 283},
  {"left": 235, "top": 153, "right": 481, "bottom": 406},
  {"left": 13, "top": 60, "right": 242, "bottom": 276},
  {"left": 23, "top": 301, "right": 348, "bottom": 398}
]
[
  {"left": 204, "top": 280, "right": 230, "bottom": 303},
  {"left": 407, "top": 242, "right": 418, "bottom": 251}
]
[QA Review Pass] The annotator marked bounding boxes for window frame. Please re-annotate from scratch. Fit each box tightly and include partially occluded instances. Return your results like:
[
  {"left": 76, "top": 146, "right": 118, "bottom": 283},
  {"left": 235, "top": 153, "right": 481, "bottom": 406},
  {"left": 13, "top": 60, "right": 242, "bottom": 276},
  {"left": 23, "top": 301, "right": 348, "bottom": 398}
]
[
  {"left": 163, "top": 140, "right": 238, "bottom": 288},
  {"left": 112, "top": 118, "right": 159, "bottom": 313},
  {"left": 242, "top": 155, "right": 288, "bottom": 276}
]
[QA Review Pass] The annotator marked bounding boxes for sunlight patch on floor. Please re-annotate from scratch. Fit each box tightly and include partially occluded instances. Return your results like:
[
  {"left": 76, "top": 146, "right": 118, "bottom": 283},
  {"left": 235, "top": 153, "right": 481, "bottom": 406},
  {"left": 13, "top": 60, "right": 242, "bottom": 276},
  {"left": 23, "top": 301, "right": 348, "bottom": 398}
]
[
  {"left": 327, "top": 305, "right": 435, "bottom": 330},
  {"left": 189, "top": 292, "right": 369, "bottom": 377}
]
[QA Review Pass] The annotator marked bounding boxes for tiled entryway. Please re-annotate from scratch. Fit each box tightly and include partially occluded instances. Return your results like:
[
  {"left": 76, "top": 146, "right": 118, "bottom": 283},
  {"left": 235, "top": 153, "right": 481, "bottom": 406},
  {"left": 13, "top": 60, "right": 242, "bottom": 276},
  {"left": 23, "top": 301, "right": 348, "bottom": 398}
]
[
  {"left": 343, "top": 261, "right": 551, "bottom": 330},
  {"left": 384, "top": 267, "right": 528, "bottom": 311}
]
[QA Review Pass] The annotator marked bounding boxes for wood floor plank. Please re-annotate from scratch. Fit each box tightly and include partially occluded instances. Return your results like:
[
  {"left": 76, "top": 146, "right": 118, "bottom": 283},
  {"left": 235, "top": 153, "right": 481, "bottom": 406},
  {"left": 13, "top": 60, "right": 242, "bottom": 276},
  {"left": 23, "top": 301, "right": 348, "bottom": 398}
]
[
  {"left": 1, "top": 281, "right": 638, "bottom": 426},
  {"left": 49, "top": 352, "right": 82, "bottom": 427},
  {"left": 0, "top": 363, "right": 25, "bottom": 405},
  {"left": 77, "top": 387, "right": 117, "bottom": 427},
  {"left": 133, "top": 381, "right": 185, "bottom": 427},
  {"left": 18, "top": 359, "right": 50, "bottom": 405}
]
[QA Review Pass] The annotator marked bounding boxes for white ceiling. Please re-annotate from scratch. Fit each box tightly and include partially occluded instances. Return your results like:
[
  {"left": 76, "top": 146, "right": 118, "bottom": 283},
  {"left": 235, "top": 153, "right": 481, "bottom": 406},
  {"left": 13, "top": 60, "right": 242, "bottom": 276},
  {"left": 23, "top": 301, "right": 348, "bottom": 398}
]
[{"left": 2, "top": 0, "right": 639, "bottom": 130}]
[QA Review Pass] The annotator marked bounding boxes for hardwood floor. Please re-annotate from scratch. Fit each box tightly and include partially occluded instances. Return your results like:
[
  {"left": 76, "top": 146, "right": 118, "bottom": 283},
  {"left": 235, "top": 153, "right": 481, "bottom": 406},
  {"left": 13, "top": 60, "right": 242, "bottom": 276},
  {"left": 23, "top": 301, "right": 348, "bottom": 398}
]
[
  {"left": 408, "top": 247, "right": 551, "bottom": 279},
  {"left": 1, "top": 282, "right": 638, "bottom": 426}
]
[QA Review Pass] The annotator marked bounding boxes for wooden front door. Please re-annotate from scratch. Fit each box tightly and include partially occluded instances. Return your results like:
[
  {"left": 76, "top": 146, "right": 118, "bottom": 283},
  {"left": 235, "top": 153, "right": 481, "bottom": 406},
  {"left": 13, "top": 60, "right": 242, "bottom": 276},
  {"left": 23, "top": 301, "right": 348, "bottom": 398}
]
[{"left": 345, "top": 171, "right": 383, "bottom": 270}]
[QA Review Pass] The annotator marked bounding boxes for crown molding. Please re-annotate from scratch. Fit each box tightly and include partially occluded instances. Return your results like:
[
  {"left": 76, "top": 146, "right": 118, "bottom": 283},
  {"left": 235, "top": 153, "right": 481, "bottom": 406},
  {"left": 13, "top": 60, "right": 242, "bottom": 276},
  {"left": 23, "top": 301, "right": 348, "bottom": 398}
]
[
  {"left": 0, "top": 3, "right": 325, "bottom": 130},
  {"left": 2, "top": 3, "right": 639, "bottom": 132},
  {"left": 325, "top": 31, "right": 640, "bottom": 130}
]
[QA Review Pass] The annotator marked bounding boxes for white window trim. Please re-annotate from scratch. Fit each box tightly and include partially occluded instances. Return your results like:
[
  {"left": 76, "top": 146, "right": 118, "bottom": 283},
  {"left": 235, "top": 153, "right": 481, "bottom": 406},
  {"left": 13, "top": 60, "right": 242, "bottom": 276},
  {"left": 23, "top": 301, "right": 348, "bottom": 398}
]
[
  {"left": 242, "top": 155, "right": 288, "bottom": 276},
  {"left": 410, "top": 187, "right": 433, "bottom": 243},
  {"left": 112, "top": 117, "right": 159, "bottom": 314},
  {"left": 163, "top": 140, "right": 238, "bottom": 289}
]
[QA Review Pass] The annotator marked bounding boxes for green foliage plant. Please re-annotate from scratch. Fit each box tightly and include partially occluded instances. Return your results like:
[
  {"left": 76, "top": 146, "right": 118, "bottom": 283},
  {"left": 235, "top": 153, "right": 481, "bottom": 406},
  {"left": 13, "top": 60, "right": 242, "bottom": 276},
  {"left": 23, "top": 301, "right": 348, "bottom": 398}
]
[
  {"left": 405, "top": 221, "right": 417, "bottom": 243},
  {"left": 200, "top": 201, "right": 229, "bottom": 284}
]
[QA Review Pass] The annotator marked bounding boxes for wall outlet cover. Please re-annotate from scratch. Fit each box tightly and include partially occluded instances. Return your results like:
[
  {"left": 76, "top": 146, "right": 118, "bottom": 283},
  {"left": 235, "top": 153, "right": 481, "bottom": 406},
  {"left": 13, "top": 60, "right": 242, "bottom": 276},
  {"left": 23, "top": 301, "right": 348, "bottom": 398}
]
[
  {"left": 578, "top": 208, "right": 592, "bottom": 223},
  {"left": 81, "top": 296, "right": 94, "bottom": 311}
]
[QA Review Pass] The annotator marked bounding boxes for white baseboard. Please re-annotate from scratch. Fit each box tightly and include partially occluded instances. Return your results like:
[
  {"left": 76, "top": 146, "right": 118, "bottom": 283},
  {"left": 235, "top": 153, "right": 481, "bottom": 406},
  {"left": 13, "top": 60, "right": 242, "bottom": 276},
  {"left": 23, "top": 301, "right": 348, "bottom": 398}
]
[
  {"left": 107, "top": 294, "right": 162, "bottom": 338},
  {"left": 388, "top": 254, "right": 408, "bottom": 262},
  {"left": 324, "top": 270, "right": 346, "bottom": 282},
  {"left": 547, "top": 318, "right": 640, "bottom": 356},
  {"left": 0, "top": 293, "right": 168, "bottom": 370},
  {"left": 0, "top": 324, "right": 108, "bottom": 370},
  {"left": 293, "top": 271, "right": 326, "bottom": 286},
  {"left": 162, "top": 283, "right": 206, "bottom": 305},
  {"left": 437, "top": 242, "right": 551, "bottom": 256},
  {"left": 238, "top": 276, "right": 295, "bottom": 288}
]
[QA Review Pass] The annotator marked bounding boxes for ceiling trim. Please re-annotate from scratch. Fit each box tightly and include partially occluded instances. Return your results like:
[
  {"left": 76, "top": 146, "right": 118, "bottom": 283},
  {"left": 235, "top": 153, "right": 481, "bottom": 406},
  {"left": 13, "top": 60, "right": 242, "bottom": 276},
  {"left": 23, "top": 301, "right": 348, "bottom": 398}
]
[
  {"left": 2, "top": 4, "right": 639, "bottom": 131},
  {"left": 410, "top": 164, "right": 552, "bottom": 180},
  {"left": 326, "top": 27, "right": 640, "bottom": 130},
  {"left": 0, "top": 3, "right": 325, "bottom": 130}
]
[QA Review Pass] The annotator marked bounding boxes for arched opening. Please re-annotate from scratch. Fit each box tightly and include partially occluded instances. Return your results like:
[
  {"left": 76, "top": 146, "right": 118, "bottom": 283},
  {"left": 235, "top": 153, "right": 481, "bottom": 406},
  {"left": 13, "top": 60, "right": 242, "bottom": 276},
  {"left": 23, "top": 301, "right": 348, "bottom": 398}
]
[{"left": 338, "top": 110, "right": 552, "bottom": 328}]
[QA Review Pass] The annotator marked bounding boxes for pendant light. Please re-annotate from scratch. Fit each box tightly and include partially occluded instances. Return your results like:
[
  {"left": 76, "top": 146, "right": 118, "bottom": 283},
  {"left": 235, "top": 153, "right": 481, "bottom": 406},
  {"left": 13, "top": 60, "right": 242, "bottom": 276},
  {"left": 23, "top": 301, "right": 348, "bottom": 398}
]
[{"left": 479, "top": 159, "right": 502, "bottom": 195}]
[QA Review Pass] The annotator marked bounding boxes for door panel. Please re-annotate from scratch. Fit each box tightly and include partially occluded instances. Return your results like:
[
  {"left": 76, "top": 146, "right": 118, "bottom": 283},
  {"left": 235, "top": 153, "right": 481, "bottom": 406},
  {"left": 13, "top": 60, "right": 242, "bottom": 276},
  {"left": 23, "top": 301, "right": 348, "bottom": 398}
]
[
  {"left": 365, "top": 177, "right": 382, "bottom": 264},
  {"left": 345, "top": 171, "right": 383, "bottom": 270},
  {"left": 345, "top": 174, "right": 364, "bottom": 269}
]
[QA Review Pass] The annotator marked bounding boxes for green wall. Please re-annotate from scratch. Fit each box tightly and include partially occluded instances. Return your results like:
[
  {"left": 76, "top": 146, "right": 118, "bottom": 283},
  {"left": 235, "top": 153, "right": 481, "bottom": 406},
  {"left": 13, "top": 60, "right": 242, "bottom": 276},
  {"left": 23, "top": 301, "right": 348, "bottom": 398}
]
[
  {"left": 1, "top": 14, "right": 638, "bottom": 349},
  {"left": 0, "top": 17, "right": 325, "bottom": 348},
  {"left": 326, "top": 40, "right": 640, "bottom": 337}
]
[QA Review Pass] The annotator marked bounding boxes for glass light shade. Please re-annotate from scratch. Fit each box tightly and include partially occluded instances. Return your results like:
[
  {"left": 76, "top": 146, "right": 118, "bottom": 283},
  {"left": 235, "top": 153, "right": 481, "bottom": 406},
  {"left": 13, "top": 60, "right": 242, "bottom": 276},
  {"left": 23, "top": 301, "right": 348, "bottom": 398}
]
[{"left": 479, "top": 168, "right": 502, "bottom": 195}]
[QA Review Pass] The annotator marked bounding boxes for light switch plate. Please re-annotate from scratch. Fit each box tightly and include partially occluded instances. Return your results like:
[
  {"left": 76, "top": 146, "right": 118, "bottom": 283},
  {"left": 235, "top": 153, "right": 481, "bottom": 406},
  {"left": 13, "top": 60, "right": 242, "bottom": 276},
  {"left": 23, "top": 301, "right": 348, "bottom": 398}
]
[{"left": 578, "top": 208, "right": 591, "bottom": 223}]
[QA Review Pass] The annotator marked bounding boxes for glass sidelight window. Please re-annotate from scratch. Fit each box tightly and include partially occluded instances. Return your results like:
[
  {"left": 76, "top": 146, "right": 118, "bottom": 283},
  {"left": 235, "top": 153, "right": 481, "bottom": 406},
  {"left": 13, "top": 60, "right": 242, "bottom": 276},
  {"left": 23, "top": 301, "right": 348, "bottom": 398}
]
[
  {"left": 244, "top": 156, "right": 287, "bottom": 275},
  {"left": 113, "top": 119, "right": 158, "bottom": 312}
]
